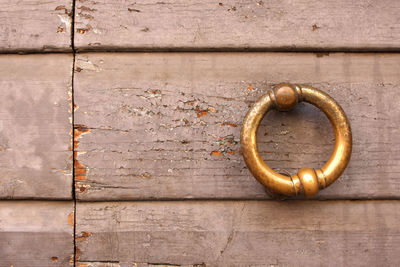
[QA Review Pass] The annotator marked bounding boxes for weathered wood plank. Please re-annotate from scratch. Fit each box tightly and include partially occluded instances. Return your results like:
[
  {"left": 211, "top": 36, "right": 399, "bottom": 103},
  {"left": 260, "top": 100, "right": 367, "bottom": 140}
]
[
  {"left": 76, "top": 200, "right": 400, "bottom": 266},
  {"left": 0, "top": 0, "right": 73, "bottom": 52},
  {"left": 78, "top": 262, "right": 201, "bottom": 267},
  {"left": 74, "top": 0, "right": 400, "bottom": 51},
  {"left": 0, "top": 201, "right": 74, "bottom": 266},
  {"left": 0, "top": 54, "right": 73, "bottom": 199},
  {"left": 74, "top": 52, "right": 400, "bottom": 200}
]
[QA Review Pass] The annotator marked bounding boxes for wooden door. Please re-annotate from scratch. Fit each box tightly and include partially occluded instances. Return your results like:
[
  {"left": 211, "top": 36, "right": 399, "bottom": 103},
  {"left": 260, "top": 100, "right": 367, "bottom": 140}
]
[{"left": 1, "top": 1, "right": 400, "bottom": 266}]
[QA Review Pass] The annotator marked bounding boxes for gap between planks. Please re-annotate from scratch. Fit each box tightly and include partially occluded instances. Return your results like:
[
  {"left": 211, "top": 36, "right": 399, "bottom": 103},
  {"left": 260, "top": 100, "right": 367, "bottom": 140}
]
[{"left": 4, "top": 49, "right": 400, "bottom": 55}]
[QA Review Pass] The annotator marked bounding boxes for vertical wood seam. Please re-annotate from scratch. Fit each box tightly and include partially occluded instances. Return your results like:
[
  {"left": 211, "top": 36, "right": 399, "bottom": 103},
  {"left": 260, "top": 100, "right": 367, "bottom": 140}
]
[{"left": 71, "top": 0, "right": 77, "bottom": 266}]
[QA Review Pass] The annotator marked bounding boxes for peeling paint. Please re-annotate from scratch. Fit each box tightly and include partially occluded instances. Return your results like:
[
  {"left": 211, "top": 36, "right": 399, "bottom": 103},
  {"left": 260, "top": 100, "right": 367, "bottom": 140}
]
[
  {"left": 221, "top": 122, "right": 238, "bottom": 127},
  {"left": 196, "top": 107, "right": 208, "bottom": 118},
  {"left": 76, "top": 247, "right": 81, "bottom": 260},
  {"left": 75, "top": 160, "right": 87, "bottom": 181},
  {"left": 77, "top": 183, "right": 91, "bottom": 193},
  {"left": 79, "top": 13, "right": 94, "bottom": 20},
  {"left": 76, "top": 231, "right": 92, "bottom": 241},
  {"left": 208, "top": 107, "right": 217, "bottom": 113},
  {"left": 77, "top": 59, "right": 102, "bottom": 72},
  {"left": 67, "top": 212, "right": 74, "bottom": 227},
  {"left": 78, "top": 28, "right": 87, "bottom": 34},
  {"left": 55, "top": 5, "right": 66, "bottom": 11},
  {"left": 140, "top": 172, "right": 152, "bottom": 179},
  {"left": 74, "top": 125, "right": 91, "bottom": 148},
  {"left": 210, "top": 151, "right": 222, "bottom": 156},
  {"left": 122, "top": 106, "right": 155, "bottom": 117},
  {"left": 79, "top": 6, "right": 97, "bottom": 12},
  {"left": 74, "top": 125, "right": 91, "bottom": 182},
  {"left": 312, "top": 24, "right": 320, "bottom": 31},
  {"left": 58, "top": 14, "right": 71, "bottom": 33}
]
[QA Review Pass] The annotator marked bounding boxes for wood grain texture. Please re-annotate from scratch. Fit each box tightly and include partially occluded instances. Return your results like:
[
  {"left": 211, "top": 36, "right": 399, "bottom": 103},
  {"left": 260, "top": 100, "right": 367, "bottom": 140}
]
[
  {"left": 77, "top": 262, "right": 202, "bottom": 267},
  {"left": 0, "top": 201, "right": 74, "bottom": 267},
  {"left": 0, "top": 54, "right": 73, "bottom": 199},
  {"left": 0, "top": 0, "right": 73, "bottom": 52},
  {"left": 74, "top": 0, "right": 400, "bottom": 51},
  {"left": 76, "top": 200, "right": 400, "bottom": 266},
  {"left": 74, "top": 52, "right": 400, "bottom": 200}
]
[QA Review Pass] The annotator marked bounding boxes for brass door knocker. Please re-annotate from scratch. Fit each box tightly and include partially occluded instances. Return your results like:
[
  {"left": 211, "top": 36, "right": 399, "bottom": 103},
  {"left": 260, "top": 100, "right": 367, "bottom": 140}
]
[{"left": 241, "top": 83, "right": 352, "bottom": 198}]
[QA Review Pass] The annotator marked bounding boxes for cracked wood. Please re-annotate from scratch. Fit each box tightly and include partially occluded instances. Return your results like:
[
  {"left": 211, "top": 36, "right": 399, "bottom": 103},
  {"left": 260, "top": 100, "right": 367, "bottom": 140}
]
[
  {"left": 74, "top": 0, "right": 400, "bottom": 51},
  {"left": 0, "top": 0, "right": 73, "bottom": 52},
  {"left": 74, "top": 52, "right": 400, "bottom": 200},
  {"left": 0, "top": 201, "right": 74, "bottom": 267},
  {"left": 76, "top": 200, "right": 400, "bottom": 266},
  {"left": 0, "top": 54, "right": 73, "bottom": 199}
]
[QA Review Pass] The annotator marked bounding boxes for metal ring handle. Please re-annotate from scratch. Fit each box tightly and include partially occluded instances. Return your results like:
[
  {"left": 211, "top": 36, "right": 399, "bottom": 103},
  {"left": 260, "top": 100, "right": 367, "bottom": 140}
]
[{"left": 240, "top": 83, "right": 352, "bottom": 198}]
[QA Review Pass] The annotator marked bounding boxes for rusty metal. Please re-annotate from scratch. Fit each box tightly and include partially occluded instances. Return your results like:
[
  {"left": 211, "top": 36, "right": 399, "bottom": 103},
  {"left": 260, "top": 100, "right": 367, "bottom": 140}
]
[{"left": 241, "top": 83, "right": 352, "bottom": 198}]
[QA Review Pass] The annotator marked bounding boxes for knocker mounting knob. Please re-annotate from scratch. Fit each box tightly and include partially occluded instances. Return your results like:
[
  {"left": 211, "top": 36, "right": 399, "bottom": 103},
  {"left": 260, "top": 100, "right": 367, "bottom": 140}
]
[
  {"left": 270, "top": 83, "right": 299, "bottom": 111},
  {"left": 241, "top": 83, "right": 352, "bottom": 198}
]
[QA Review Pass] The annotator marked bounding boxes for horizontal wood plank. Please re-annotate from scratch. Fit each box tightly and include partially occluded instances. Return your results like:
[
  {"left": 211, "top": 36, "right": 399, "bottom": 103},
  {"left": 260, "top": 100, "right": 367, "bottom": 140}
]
[
  {"left": 0, "top": 54, "right": 73, "bottom": 199},
  {"left": 0, "top": 201, "right": 74, "bottom": 266},
  {"left": 0, "top": 0, "right": 73, "bottom": 52},
  {"left": 76, "top": 200, "right": 400, "bottom": 266},
  {"left": 74, "top": 52, "right": 400, "bottom": 200},
  {"left": 74, "top": 0, "right": 400, "bottom": 51},
  {"left": 77, "top": 262, "right": 200, "bottom": 267}
]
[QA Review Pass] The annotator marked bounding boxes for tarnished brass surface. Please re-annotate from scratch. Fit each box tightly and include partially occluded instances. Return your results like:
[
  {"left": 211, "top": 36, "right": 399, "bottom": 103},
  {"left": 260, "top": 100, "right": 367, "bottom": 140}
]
[{"left": 241, "top": 83, "right": 352, "bottom": 198}]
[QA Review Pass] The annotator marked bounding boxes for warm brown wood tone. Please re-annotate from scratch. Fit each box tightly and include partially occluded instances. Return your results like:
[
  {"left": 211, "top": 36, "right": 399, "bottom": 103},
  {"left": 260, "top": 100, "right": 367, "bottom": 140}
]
[
  {"left": 76, "top": 200, "right": 400, "bottom": 266},
  {"left": 74, "top": 0, "right": 400, "bottom": 51},
  {"left": 0, "top": 0, "right": 73, "bottom": 52},
  {"left": 0, "top": 54, "right": 73, "bottom": 199},
  {"left": 0, "top": 201, "right": 74, "bottom": 266},
  {"left": 74, "top": 52, "right": 400, "bottom": 200}
]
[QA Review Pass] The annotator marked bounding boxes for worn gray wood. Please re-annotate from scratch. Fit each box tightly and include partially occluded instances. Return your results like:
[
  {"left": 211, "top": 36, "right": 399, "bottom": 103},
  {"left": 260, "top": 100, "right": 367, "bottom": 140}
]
[
  {"left": 0, "top": 0, "right": 73, "bottom": 52},
  {"left": 0, "top": 54, "right": 73, "bottom": 199},
  {"left": 0, "top": 201, "right": 74, "bottom": 266},
  {"left": 74, "top": 52, "right": 400, "bottom": 200},
  {"left": 77, "top": 262, "right": 202, "bottom": 267},
  {"left": 74, "top": 0, "right": 400, "bottom": 51},
  {"left": 76, "top": 200, "right": 400, "bottom": 266}
]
